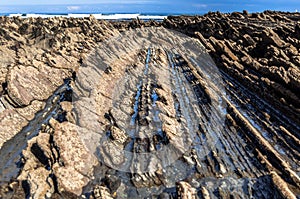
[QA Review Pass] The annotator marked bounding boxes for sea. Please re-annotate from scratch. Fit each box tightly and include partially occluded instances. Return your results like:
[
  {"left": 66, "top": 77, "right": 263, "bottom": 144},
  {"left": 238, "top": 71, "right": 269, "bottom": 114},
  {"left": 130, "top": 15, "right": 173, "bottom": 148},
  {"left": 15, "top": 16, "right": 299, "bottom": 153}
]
[
  {"left": 0, "top": 4, "right": 208, "bottom": 20},
  {"left": 1, "top": 3, "right": 298, "bottom": 20},
  {"left": 2, "top": 13, "right": 169, "bottom": 21}
]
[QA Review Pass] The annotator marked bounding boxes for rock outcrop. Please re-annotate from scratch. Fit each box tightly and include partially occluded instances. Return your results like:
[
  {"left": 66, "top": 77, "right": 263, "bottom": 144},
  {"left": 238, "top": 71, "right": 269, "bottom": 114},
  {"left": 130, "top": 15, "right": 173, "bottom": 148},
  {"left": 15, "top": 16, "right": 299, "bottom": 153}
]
[
  {"left": 163, "top": 11, "right": 300, "bottom": 125},
  {"left": 0, "top": 11, "right": 300, "bottom": 199}
]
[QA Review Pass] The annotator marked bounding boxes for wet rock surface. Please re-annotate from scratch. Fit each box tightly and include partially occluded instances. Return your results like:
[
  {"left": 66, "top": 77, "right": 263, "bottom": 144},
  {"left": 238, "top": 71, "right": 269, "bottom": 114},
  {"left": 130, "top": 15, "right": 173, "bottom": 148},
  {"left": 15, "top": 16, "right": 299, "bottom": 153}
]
[{"left": 0, "top": 11, "right": 299, "bottom": 199}]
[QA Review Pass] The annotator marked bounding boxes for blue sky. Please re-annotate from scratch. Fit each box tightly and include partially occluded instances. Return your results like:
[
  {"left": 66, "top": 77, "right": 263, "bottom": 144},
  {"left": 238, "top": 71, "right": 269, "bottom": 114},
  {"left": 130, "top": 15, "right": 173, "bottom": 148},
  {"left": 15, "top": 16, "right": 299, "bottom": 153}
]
[{"left": 0, "top": 0, "right": 299, "bottom": 14}]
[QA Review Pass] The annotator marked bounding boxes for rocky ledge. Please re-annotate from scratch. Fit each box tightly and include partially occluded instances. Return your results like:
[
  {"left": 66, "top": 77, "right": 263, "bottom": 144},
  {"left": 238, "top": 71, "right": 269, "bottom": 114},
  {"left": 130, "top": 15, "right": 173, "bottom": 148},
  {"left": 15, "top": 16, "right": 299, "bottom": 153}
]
[
  {"left": 0, "top": 11, "right": 299, "bottom": 199},
  {"left": 164, "top": 10, "right": 300, "bottom": 125}
]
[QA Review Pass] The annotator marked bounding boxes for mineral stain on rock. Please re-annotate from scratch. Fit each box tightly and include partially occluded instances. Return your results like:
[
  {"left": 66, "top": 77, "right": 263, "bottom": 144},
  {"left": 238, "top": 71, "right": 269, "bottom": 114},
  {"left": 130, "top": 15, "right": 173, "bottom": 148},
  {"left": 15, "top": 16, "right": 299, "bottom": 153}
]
[{"left": 0, "top": 11, "right": 299, "bottom": 199}]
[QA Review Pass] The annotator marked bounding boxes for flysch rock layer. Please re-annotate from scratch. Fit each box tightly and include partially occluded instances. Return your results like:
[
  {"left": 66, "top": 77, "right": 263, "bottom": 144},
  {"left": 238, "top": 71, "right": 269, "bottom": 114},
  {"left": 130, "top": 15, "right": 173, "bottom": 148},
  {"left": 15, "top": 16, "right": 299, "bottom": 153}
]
[{"left": 0, "top": 11, "right": 299, "bottom": 198}]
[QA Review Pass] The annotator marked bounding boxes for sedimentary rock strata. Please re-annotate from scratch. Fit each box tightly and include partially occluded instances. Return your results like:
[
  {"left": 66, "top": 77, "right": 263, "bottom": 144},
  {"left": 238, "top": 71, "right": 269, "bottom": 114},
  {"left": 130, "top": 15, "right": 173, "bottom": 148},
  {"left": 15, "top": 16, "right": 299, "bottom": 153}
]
[
  {"left": 0, "top": 11, "right": 299, "bottom": 198},
  {"left": 163, "top": 11, "right": 300, "bottom": 125}
]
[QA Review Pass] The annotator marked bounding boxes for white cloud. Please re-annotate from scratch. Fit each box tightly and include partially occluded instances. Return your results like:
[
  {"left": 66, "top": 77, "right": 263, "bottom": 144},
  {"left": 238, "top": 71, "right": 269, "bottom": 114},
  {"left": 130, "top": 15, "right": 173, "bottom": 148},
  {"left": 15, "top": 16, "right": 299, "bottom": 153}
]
[
  {"left": 67, "top": 6, "right": 80, "bottom": 11},
  {"left": 0, "top": 0, "right": 157, "bottom": 5},
  {"left": 193, "top": 4, "right": 207, "bottom": 8},
  {"left": 93, "top": 0, "right": 157, "bottom": 4}
]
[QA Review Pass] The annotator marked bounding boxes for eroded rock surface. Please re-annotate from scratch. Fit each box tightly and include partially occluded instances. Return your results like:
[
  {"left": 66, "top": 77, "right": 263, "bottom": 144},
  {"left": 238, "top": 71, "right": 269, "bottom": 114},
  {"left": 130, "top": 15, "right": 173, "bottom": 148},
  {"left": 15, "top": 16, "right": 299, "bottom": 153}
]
[
  {"left": 0, "top": 12, "right": 299, "bottom": 199},
  {"left": 164, "top": 11, "right": 300, "bottom": 124}
]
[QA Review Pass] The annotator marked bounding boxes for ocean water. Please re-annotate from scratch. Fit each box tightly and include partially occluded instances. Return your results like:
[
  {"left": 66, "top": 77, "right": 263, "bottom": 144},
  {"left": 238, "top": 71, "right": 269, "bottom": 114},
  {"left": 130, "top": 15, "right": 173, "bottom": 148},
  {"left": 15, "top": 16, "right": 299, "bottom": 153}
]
[
  {"left": 0, "top": 4, "right": 201, "bottom": 17},
  {"left": 4, "top": 13, "right": 168, "bottom": 21},
  {"left": 0, "top": 2, "right": 299, "bottom": 18},
  {"left": 0, "top": 4, "right": 177, "bottom": 20}
]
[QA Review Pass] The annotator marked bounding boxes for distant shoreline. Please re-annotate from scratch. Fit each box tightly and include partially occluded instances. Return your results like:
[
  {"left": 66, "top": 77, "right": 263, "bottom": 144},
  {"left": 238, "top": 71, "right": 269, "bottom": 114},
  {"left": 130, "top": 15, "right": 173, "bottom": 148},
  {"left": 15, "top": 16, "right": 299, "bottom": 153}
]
[
  {"left": 1, "top": 10, "right": 300, "bottom": 19},
  {"left": 0, "top": 13, "right": 172, "bottom": 21}
]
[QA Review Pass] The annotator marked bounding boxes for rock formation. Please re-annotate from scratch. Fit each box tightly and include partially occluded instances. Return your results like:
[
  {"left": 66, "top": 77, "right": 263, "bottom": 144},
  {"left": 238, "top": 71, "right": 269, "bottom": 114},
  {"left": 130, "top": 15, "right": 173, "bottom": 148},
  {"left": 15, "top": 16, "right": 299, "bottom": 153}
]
[{"left": 0, "top": 11, "right": 299, "bottom": 198}]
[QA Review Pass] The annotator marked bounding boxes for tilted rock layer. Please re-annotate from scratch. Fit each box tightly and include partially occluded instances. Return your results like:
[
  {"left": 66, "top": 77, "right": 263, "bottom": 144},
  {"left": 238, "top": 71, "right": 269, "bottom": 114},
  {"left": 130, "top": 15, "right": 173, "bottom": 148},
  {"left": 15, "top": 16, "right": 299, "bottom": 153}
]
[{"left": 0, "top": 11, "right": 299, "bottom": 198}]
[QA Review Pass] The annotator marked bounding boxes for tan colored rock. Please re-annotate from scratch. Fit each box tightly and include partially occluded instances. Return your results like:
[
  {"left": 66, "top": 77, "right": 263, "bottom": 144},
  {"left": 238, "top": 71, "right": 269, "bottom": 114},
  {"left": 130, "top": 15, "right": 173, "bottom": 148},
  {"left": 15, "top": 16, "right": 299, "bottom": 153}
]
[
  {"left": 0, "top": 47, "right": 15, "bottom": 92},
  {"left": 131, "top": 172, "right": 163, "bottom": 188},
  {"left": 161, "top": 117, "right": 177, "bottom": 139},
  {"left": 33, "top": 133, "right": 53, "bottom": 163},
  {"left": 50, "top": 121, "right": 98, "bottom": 196},
  {"left": 26, "top": 167, "right": 52, "bottom": 199},
  {"left": 110, "top": 126, "right": 127, "bottom": 144},
  {"left": 15, "top": 100, "right": 45, "bottom": 120},
  {"left": 17, "top": 132, "right": 54, "bottom": 198},
  {"left": 270, "top": 171, "right": 297, "bottom": 199},
  {"left": 52, "top": 121, "right": 98, "bottom": 175},
  {"left": 53, "top": 165, "right": 90, "bottom": 196},
  {"left": 1, "top": 13, "right": 300, "bottom": 198},
  {"left": 155, "top": 87, "right": 176, "bottom": 117},
  {"left": 201, "top": 187, "right": 210, "bottom": 199},
  {"left": 243, "top": 34, "right": 256, "bottom": 46},
  {"left": 209, "top": 37, "right": 238, "bottom": 61},
  {"left": 60, "top": 101, "right": 76, "bottom": 123},
  {"left": 286, "top": 44, "right": 298, "bottom": 56},
  {"left": 262, "top": 28, "right": 286, "bottom": 48},
  {"left": 0, "top": 109, "right": 27, "bottom": 148},
  {"left": 195, "top": 32, "right": 215, "bottom": 52},
  {"left": 45, "top": 53, "right": 79, "bottom": 70},
  {"left": 232, "top": 61, "right": 244, "bottom": 71},
  {"left": 7, "top": 65, "right": 69, "bottom": 106},
  {"left": 0, "top": 99, "right": 45, "bottom": 149},
  {"left": 288, "top": 67, "right": 300, "bottom": 90},
  {"left": 93, "top": 185, "right": 113, "bottom": 199},
  {"left": 240, "top": 54, "right": 262, "bottom": 71},
  {"left": 176, "top": 181, "right": 197, "bottom": 199},
  {"left": 60, "top": 101, "right": 73, "bottom": 112}
]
